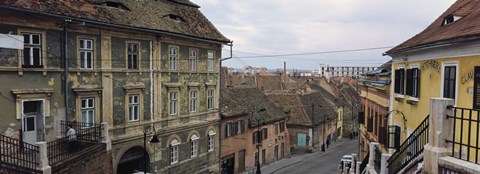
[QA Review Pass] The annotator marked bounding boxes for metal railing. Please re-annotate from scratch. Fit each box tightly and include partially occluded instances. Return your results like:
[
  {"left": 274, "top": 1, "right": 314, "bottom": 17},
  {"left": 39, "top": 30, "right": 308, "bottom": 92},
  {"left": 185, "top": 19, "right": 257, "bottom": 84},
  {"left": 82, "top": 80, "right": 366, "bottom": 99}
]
[
  {"left": 446, "top": 106, "right": 480, "bottom": 164},
  {"left": 387, "top": 115, "right": 429, "bottom": 174},
  {"left": 48, "top": 121, "right": 102, "bottom": 167},
  {"left": 374, "top": 146, "right": 381, "bottom": 173},
  {"left": 0, "top": 133, "right": 39, "bottom": 172},
  {"left": 359, "top": 151, "right": 369, "bottom": 173}
]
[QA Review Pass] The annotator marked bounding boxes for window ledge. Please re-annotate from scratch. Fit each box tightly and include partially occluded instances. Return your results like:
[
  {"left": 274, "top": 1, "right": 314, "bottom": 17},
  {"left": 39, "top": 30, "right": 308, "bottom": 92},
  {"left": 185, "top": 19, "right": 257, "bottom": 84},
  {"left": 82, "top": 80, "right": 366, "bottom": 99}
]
[
  {"left": 394, "top": 95, "right": 404, "bottom": 101},
  {"left": 406, "top": 99, "right": 418, "bottom": 105}
]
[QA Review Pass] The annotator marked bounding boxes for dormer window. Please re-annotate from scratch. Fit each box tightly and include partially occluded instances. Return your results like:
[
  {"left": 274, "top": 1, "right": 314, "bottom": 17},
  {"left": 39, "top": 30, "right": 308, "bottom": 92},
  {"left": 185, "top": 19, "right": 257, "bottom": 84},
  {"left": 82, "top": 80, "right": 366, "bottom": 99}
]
[
  {"left": 164, "top": 14, "right": 185, "bottom": 23},
  {"left": 443, "top": 15, "right": 462, "bottom": 25},
  {"left": 96, "top": 1, "right": 130, "bottom": 11}
]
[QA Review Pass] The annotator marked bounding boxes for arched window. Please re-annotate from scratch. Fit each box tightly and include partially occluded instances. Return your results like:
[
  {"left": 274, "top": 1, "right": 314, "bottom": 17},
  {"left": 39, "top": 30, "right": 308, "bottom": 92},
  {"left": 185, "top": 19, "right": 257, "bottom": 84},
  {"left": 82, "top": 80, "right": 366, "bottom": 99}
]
[
  {"left": 208, "top": 130, "right": 216, "bottom": 152},
  {"left": 170, "top": 139, "right": 180, "bottom": 164},
  {"left": 190, "top": 134, "right": 199, "bottom": 158}
]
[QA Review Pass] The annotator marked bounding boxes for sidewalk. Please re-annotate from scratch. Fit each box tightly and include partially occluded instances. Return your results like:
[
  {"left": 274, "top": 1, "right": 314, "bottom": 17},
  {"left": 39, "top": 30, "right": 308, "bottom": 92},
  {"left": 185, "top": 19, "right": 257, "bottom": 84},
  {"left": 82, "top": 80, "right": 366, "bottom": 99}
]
[{"left": 260, "top": 138, "right": 352, "bottom": 174}]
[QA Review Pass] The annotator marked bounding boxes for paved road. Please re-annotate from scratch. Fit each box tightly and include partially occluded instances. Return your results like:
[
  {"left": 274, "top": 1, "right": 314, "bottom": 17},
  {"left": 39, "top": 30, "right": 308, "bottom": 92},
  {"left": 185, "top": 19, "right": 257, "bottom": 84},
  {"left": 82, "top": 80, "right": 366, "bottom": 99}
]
[{"left": 273, "top": 139, "right": 358, "bottom": 174}]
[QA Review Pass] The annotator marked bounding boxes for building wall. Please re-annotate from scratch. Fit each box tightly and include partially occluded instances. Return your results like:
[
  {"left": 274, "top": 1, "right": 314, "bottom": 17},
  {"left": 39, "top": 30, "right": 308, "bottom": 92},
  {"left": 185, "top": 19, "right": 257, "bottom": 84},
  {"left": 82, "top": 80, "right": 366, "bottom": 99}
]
[
  {"left": 391, "top": 50, "right": 480, "bottom": 144},
  {"left": 221, "top": 115, "right": 290, "bottom": 173}
]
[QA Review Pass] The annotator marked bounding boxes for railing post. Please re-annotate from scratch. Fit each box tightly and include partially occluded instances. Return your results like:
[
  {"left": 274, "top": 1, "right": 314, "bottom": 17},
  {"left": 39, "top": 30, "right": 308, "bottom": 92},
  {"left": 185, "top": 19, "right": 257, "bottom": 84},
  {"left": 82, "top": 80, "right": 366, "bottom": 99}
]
[
  {"left": 380, "top": 153, "right": 391, "bottom": 174},
  {"left": 101, "top": 122, "right": 111, "bottom": 151},
  {"left": 367, "top": 142, "right": 379, "bottom": 172},
  {"left": 350, "top": 153, "right": 357, "bottom": 174},
  {"left": 356, "top": 161, "right": 361, "bottom": 174},
  {"left": 36, "top": 142, "right": 51, "bottom": 174},
  {"left": 423, "top": 98, "right": 454, "bottom": 174}
]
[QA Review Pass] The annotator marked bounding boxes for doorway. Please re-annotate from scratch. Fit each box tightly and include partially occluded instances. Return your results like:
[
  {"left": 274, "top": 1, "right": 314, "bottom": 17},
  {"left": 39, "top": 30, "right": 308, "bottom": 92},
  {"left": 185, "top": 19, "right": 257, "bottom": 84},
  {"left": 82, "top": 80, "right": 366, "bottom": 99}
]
[
  {"left": 22, "top": 100, "right": 44, "bottom": 144},
  {"left": 222, "top": 155, "right": 235, "bottom": 174}
]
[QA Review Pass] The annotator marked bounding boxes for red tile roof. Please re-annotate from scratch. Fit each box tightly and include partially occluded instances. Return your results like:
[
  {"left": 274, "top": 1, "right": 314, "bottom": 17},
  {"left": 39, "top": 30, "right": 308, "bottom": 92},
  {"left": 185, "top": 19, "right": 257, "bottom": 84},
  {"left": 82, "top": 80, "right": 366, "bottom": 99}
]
[{"left": 387, "top": 0, "right": 480, "bottom": 54}]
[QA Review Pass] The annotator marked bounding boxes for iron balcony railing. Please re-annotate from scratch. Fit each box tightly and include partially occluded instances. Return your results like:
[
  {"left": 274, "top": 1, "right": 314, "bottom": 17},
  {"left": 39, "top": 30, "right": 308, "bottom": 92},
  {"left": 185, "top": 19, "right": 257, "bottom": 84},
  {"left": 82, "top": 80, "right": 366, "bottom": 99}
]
[
  {"left": 47, "top": 121, "right": 102, "bottom": 168},
  {"left": 387, "top": 115, "right": 429, "bottom": 174},
  {"left": 446, "top": 106, "right": 480, "bottom": 164},
  {"left": 0, "top": 133, "right": 39, "bottom": 172},
  {"left": 359, "top": 151, "right": 369, "bottom": 173}
]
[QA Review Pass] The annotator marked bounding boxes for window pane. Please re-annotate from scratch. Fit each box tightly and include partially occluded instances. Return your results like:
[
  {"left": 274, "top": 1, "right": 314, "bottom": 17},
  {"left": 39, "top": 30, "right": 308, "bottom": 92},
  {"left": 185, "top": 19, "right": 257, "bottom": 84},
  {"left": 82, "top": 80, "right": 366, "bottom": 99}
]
[
  {"left": 87, "top": 52, "right": 92, "bottom": 68},
  {"left": 25, "top": 117, "right": 35, "bottom": 131},
  {"left": 23, "top": 34, "right": 30, "bottom": 44},
  {"left": 33, "top": 48, "right": 41, "bottom": 65},
  {"left": 32, "top": 35, "right": 40, "bottom": 45},
  {"left": 87, "top": 40, "right": 92, "bottom": 49},
  {"left": 23, "top": 48, "right": 30, "bottom": 65}
]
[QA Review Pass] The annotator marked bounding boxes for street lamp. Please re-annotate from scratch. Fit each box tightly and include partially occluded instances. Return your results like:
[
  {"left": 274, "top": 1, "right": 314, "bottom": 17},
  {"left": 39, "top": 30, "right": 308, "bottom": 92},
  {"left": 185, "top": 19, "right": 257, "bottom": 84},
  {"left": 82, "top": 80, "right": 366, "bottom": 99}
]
[
  {"left": 250, "top": 108, "right": 266, "bottom": 174},
  {"left": 144, "top": 126, "right": 160, "bottom": 174}
]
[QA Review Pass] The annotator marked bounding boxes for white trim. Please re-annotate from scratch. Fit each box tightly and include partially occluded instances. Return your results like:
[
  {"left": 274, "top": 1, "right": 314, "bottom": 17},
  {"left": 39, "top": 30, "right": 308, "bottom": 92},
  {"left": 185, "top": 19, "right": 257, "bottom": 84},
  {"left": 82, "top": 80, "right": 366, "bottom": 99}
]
[
  {"left": 440, "top": 61, "right": 459, "bottom": 105},
  {"left": 170, "top": 139, "right": 180, "bottom": 146},
  {"left": 21, "top": 99, "right": 45, "bottom": 143},
  {"left": 208, "top": 129, "right": 216, "bottom": 135},
  {"left": 390, "top": 40, "right": 480, "bottom": 63},
  {"left": 190, "top": 134, "right": 199, "bottom": 141}
]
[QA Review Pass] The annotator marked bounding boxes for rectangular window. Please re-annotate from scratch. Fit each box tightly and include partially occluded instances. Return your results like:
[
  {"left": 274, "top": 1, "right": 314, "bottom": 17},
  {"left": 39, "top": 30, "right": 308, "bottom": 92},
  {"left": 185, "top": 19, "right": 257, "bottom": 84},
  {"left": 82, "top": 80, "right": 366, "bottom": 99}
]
[
  {"left": 207, "top": 89, "right": 214, "bottom": 110},
  {"left": 189, "top": 49, "right": 197, "bottom": 71},
  {"left": 443, "top": 66, "right": 457, "bottom": 99},
  {"left": 169, "top": 92, "right": 178, "bottom": 115},
  {"left": 279, "top": 122, "right": 285, "bottom": 132},
  {"left": 171, "top": 145, "right": 178, "bottom": 164},
  {"left": 22, "top": 33, "right": 42, "bottom": 68},
  {"left": 406, "top": 68, "right": 420, "bottom": 98},
  {"left": 253, "top": 131, "right": 258, "bottom": 144},
  {"left": 208, "top": 135, "right": 215, "bottom": 152},
  {"left": 226, "top": 122, "right": 232, "bottom": 137},
  {"left": 127, "top": 43, "right": 139, "bottom": 69},
  {"left": 191, "top": 140, "right": 198, "bottom": 158},
  {"left": 169, "top": 47, "right": 177, "bottom": 70},
  {"left": 262, "top": 128, "right": 268, "bottom": 140},
  {"left": 275, "top": 123, "right": 279, "bottom": 135},
  {"left": 128, "top": 95, "right": 140, "bottom": 122},
  {"left": 394, "top": 69, "right": 405, "bottom": 94},
  {"left": 207, "top": 51, "right": 214, "bottom": 71},
  {"left": 190, "top": 91, "right": 197, "bottom": 112},
  {"left": 81, "top": 98, "right": 95, "bottom": 127},
  {"left": 388, "top": 125, "right": 401, "bottom": 149},
  {"left": 237, "top": 120, "right": 244, "bottom": 134},
  {"left": 79, "top": 39, "right": 93, "bottom": 69}
]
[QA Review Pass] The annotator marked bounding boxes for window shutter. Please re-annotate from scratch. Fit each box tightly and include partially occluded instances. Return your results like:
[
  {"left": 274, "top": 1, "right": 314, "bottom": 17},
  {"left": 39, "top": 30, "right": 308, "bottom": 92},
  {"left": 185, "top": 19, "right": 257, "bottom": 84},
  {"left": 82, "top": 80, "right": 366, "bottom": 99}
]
[
  {"left": 406, "top": 69, "right": 413, "bottom": 96},
  {"left": 415, "top": 69, "right": 420, "bottom": 98},
  {"left": 394, "top": 126, "right": 401, "bottom": 149},
  {"left": 394, "top": 69, "right": 401, "bottom": 94}
]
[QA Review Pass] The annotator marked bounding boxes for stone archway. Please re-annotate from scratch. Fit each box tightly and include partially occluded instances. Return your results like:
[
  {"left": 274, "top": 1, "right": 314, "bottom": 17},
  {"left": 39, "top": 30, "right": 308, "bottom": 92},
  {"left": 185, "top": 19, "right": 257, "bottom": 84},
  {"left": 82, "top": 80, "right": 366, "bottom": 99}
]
[{"left": 117, "top": 146, "right": 149, "bottom": 174}]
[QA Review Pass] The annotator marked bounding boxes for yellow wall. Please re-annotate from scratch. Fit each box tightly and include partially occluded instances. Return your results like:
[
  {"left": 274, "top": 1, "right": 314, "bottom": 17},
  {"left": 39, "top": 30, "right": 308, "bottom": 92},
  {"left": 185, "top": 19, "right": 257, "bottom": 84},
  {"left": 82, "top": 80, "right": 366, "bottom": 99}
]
[{"left": 392, "top": 55, "right": 480, "bottom": 141}]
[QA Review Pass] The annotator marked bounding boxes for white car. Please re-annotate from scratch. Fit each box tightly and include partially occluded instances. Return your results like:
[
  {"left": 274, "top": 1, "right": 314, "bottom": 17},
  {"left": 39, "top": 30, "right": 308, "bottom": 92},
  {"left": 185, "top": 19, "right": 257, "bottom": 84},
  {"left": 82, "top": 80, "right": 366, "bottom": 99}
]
[{"left": 341, "top": 155, "right": 353, "bottom": 163}]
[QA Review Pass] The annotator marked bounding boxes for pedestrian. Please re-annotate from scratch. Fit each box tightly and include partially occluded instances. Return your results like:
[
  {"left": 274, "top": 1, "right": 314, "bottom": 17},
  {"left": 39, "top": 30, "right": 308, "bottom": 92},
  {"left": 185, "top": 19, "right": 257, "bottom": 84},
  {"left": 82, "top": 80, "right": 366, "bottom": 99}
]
[{"left": 66, "top": 124, "right": 77, "bottom": 153}]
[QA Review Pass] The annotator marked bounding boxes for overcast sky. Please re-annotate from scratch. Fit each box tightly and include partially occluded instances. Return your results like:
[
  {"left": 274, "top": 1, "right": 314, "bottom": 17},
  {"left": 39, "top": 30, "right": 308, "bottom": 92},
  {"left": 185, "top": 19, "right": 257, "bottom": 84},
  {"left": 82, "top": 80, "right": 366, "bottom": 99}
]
[{"left": 197, "top": 0, "right": 456, "bottom": 70}]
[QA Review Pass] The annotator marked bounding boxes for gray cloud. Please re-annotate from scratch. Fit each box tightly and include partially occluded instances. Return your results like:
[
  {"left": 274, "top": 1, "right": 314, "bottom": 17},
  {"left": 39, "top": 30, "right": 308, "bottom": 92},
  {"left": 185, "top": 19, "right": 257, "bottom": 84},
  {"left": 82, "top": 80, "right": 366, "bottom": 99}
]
[{"left": 197, "top": 0, "right": 456, "bottom": 70}]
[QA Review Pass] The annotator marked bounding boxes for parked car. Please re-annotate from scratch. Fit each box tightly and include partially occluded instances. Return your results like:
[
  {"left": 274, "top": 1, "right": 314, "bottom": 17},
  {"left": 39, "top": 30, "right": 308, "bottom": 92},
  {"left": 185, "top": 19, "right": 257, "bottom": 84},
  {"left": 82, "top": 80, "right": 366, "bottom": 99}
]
[{"left": 340, "top": 155, "right": 353, "bottom": 174}]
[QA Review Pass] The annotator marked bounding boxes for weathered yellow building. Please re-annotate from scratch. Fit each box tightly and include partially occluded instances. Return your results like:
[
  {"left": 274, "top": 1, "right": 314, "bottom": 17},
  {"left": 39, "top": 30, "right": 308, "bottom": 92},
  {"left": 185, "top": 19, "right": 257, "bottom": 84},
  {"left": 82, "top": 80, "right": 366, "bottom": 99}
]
[{"left": 385, "top": 0, "right": 480, "bottom": 163}]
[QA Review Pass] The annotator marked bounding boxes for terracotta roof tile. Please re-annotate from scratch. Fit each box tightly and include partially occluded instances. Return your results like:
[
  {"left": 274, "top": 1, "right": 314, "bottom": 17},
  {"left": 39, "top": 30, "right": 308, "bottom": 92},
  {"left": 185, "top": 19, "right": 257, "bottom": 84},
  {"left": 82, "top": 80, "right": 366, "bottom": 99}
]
[
  {"left": 220, "top": 87, "right": 288, "bottom": 126},
  {"left": 0, "top": 0, "right": 230, "bottom": 43}
]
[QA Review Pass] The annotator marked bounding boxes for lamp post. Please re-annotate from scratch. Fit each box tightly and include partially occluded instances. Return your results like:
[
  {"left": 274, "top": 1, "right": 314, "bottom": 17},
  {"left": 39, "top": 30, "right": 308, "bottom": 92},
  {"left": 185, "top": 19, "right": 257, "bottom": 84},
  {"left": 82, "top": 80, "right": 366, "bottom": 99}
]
[
  {"left": 144, "top": 126, "right": 160, "bottom": 174},
  {"left": 250, "top": 108, "right": 265, "bottom": 174}
]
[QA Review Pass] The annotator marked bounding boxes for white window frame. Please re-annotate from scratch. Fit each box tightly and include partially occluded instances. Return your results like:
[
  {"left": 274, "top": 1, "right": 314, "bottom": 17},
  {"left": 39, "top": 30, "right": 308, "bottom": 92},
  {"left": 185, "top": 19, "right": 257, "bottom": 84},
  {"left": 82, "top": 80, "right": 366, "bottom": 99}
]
[
  {"left": 208, "top": 130, "right": 216, "bottom": 152},
  {"left": 79, "top": 39, "right": 94, "bottom": 69},
  {"left": 190, "top": 91, "right": 197, "bottom": 112},
  {"left": 191, "top": 135, "right": 199, "bottom": 158},
  {"left": 169, "top": 46, "right": 178, "bottom": 70},
  {"left": 440, "top": 61, "right": 459, "bottom": 105},
  {"left": 128, "top": 94, "right": 140, "bottom": 122},
  {"left": 189, "top": 49, "right": 197, "bottom": 71},
  {"left": 127, "top": 42, "right": 140, "bottom": 70},
  {"left": 22, "top": 33, "right": 42, "bottom": 67},
  {"left": 395, "top": 64, "right": 406, "bottom": 99},
  {"left": 170, "top": 140, "right": 180, "bottom": 164},
  {"left": 169, "top": 91, "right": 178, "bottom": 115},
  {"left": 207, "top": 89, "right": 214, "bottom": 110},
  {"left": 408, "top": 64, "right": 420, "bottom": 101},
  {"left": 207, "top": 51, "right": 214, "bottom": 71},
  {"left": 81, "top": 97, "right": 95, "bottom": 127}
]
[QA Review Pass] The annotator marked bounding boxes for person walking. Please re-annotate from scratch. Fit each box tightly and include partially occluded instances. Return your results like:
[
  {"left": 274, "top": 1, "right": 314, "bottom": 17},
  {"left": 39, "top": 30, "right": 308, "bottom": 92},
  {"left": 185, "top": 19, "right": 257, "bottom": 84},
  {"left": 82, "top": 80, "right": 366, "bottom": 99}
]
[{"left": 66, "top": 124, "right": 77, "bottom": 153}]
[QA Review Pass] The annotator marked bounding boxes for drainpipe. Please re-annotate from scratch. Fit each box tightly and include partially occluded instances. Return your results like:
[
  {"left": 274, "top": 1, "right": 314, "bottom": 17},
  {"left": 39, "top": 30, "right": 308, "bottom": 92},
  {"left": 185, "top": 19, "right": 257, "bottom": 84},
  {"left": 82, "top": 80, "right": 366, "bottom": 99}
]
[{"left": 64, "top": 21, "right": 70, "bottom": 122}]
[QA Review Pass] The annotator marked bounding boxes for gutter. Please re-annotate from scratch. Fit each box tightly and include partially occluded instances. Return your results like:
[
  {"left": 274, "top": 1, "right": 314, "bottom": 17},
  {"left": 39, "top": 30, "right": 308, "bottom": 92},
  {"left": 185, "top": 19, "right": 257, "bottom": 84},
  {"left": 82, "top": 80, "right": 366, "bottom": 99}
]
[
  {"left": 0, "top": 5, "right": 233, "bottom": 46},
  {"left": 384, "top": 34, "right": 480, "bottom": 56},
  {"left": 63, "top": 23, "right": 69, "bottom": 122}
]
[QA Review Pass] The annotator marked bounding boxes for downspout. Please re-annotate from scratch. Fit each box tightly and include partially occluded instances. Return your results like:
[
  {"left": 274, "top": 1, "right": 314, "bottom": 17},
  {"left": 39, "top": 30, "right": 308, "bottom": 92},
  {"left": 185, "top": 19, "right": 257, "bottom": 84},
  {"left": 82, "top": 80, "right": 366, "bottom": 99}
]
[
  {"left": 218, "top": 42, "right": 233, "bottom": 171},
  {"left": 64, "top": 21, "right": 70, "bottom": 122},
  {"left": 150, "top": 41, "right": 154, "bottom": 123}
]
